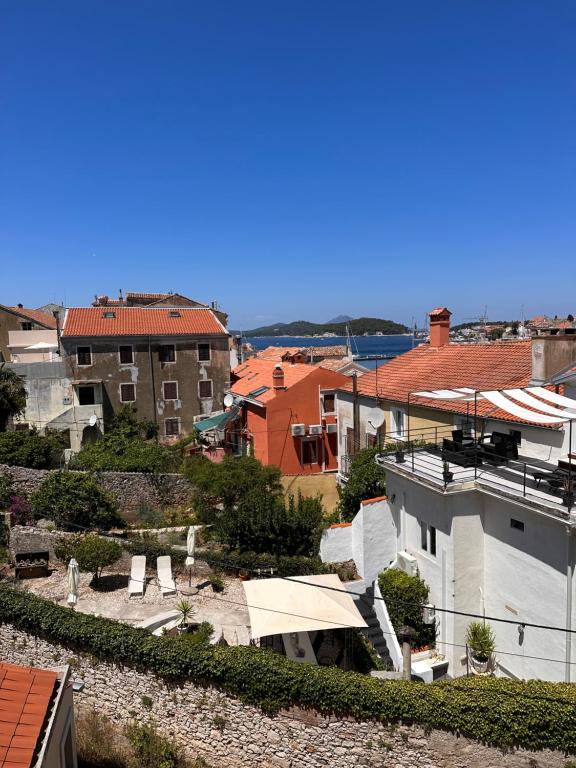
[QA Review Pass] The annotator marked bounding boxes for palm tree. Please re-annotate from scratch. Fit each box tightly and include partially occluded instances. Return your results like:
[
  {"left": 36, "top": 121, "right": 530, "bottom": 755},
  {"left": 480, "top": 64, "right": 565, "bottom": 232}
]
[{"left": 0, "top": 364, "right": 26, "bottom": 432}]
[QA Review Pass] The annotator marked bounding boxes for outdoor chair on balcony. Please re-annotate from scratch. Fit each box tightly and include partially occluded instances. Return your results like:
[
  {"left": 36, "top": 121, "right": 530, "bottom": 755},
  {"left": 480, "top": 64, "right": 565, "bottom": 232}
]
[
  {"left": 441, "top": 431, "right": 481, "bottom": 468},
  {"left": 532, "top": 469, "right": 568, "bottom": 494},
  {"left": 478, "top": 432, "right": 518, "bottom": 465}
]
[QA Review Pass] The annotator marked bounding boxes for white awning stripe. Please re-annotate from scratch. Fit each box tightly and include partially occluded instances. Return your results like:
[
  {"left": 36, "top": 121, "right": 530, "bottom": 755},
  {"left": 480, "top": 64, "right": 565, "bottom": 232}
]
[
  {"left": 412, "top": 389, "right": 472, "bottom": 400},
  {"left": 527, "top": 387, "right": 576, "bottom": 411},
  {"left": 479, "top": 390, "right": 569, "bottom": 424},
  {"left": 504, "top": 389, "right": 576, "bottom": 419}
]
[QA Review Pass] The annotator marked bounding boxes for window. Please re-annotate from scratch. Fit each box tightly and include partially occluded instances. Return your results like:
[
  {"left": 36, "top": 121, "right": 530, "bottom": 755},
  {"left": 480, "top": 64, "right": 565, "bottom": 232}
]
[
  {"left": 420, "top": 520, "right": 428, "bottom": 551},
  {"left": 21, "top": 322, "right": 33, "bottom": 331},
  {"left": 165, "top": 418, "right": 180, "bottom": 437},
  {"left": 346, "top": 427, "right": 356, "bottom": 455},
  {"left": 120, "top": 383, "right": 136, "bottom": 402},
  {"left": 366, "top": 433, "right": 378, "bottom": 449},
  {"left": 199, "top": 379, "right": 213, "bottom": 399},
  {"left": 163, "top": 381, "right": 178, "bottom": 400},
  {"left": 168, "top": 310, "right": 181, "bottom": 317},
  {"left": 322, "top": 394, "right": 335, "bottom": 414},
  {"left": 159, "top": 344, "right": 176, "bottom": 363},
  {"left": 78, "top": 385, "right": 95, "bottom": 405},
  {"left": 420, "top": 522, "right": 437, "bottom": 556},
  {"left": 301, "top": 439, "right": 318, "bottom": 465},
  {"left": 119, "top": 345, "right": 134, "bottom": 364},
  {"left": 102, "top": 311, "right": 116, "bottom": 318},
  {"left": 429, "top": 525, "right": 437, "bottom": 556},
  {"left": 511, "top": 518, "right": 525, "bottom": 531},
  {"left": 198, "top": 343, "right": 211, "bottom": 362},
  {"left": 392, "top": 408, "right": 404, "bottom": 437},
  {"left": 14, "top": 423, "right": 29, "bottom": 432},
  {"left": 77, "top": 346, "right": 92, "bottom": 366}
]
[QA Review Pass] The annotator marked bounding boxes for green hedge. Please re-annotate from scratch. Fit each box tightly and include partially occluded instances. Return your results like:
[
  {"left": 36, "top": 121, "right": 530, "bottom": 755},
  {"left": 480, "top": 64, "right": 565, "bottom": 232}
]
[
  {"left": 1, "top": 586, "right": 576, "bottom": 753},
  {"left": 200, "top": 549, "right": 328, "bottom": 577}
]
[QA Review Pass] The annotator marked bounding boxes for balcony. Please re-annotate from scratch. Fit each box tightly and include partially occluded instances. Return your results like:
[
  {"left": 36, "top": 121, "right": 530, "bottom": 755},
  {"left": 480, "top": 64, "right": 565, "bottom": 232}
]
[{"left": 373, "top": 425, "right": 574, "bottom": 518}]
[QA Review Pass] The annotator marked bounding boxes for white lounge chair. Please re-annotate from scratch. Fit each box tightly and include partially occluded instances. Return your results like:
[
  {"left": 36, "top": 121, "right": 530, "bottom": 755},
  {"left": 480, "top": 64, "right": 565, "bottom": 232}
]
[
  {"left": 157, "top": 556, "right": 176, "bottom": 597},
  {"left": 128, "top": 555, "right": 146, "bottom": 597}
]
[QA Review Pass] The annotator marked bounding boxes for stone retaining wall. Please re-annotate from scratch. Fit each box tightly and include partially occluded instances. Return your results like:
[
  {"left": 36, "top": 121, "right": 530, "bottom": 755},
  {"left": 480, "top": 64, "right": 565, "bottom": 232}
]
[
  {"left": 0, "top": 464, "right": 192, "bottom": 511},
  {"left": 0, "top": 624, "right": 564, "bottom": 768}
]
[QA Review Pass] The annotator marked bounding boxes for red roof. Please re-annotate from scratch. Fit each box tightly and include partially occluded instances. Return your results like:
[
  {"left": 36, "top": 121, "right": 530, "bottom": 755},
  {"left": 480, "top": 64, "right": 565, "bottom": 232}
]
[
  {"left": 62, "top": 307, "right": 227, "bottom": 337},
  {"left": 3, "top": 307, "right": 56, "bottom": 329},
  {"left": 340, "top": 341, "right": 541, "bottom": 425},
  {"left": 256, "top": 346, "right": 302, "bottom": 361},
  {"left": 429, "top": 307, "right": 451, "bottom": 317},
  {"left": 231, "top": 359, "right": 316, "bottom": 403},
  {"left": 0, "top": 662, "right": 57, "bottom": 768}
]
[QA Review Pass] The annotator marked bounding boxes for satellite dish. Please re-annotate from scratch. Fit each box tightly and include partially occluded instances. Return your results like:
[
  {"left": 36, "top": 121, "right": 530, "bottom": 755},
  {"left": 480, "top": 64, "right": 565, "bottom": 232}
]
[
  {"left": 223, "top": 394, "right": 234, "bottom": 408},
  {"left": 367, "top": 409, "right": 385, "bottom": 429},
  {"left": 88, "top": 414, "right": 98, "bottom": 427}
]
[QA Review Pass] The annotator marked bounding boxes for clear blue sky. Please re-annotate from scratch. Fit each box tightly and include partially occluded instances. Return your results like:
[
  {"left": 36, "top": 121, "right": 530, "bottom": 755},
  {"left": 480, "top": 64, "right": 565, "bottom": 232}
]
[{"left": 1, "top": 1, "right": 575, "bottom": 329}]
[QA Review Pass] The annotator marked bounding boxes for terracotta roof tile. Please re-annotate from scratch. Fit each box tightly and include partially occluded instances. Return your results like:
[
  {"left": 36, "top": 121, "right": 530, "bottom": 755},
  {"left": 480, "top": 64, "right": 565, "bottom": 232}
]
[
  {"left": 2, "top": 307, "right": 57, "bottom": 329},
  {"left": 0, "top": 663, "right": 57, "bottom": 768},
  {"left": 231, "top": 359, "right": 316, "bottom": 403},
  {"left": 339, "top": 341, "right": 543, "bottom": 426},
  {"left": 62, "top": 307, "right": 227, "bottom": 338},
  {"left": 256, "top": 346, "right": 302, "bottom": 361}
]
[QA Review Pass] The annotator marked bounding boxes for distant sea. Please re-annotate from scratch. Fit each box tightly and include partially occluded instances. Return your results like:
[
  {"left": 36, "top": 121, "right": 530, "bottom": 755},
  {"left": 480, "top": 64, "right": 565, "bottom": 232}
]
[{"left": 244, "top": 335, "right": 418, "bottom": 370}]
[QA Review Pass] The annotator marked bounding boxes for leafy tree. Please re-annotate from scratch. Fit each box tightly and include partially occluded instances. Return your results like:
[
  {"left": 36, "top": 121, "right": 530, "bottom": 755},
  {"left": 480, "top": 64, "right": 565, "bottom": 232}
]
[
  {"left": 0, "top": 474, "right": 15, "bottom": 509},
  {"left": 69, "top": 423, "right": 176, "bottom": 473},
  {"left": 31, "top": 471, "right": 124, "bottom": 531},
  {"left": 55, "top": 532, "right": 122, "bottom": 582},
  {"left": 378, "top": 568, "right": 436, "bottom": 649},
  {"left": 337, "top": 448, "right": 386, "bottom": 522},
  {"left": 110, "top": 405, "right": 159, "bottom": 440},
  {"left": 216, "top": 491, "right": 323, "bottom": 557},
  {"left": 0, "top": 364, "right": 26, "bottom": 432},
  {"left": 186, "top": 454, "right": 283, "bottom": 524},
  {"left": 0, "top": 429, "right": 64, "bottom": 468}
]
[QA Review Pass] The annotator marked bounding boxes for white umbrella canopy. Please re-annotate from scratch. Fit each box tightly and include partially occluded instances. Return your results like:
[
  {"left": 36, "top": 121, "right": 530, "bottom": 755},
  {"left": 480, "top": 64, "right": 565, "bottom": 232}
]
[
  {"left": 185, "top": 526, "right": 198, "bottom": 567},
  {"left": 67, "top": 558, "right": 80, "bottom": 606}
]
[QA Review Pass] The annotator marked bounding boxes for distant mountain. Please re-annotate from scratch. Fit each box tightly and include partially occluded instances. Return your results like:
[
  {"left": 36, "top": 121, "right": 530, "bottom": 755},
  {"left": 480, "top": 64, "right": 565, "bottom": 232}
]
[
  {"left": 327, "top": 314, "right": 354, "bottom": 324},
  {"left": 242, "top": 317, "right": 409, "bottom": 337}
]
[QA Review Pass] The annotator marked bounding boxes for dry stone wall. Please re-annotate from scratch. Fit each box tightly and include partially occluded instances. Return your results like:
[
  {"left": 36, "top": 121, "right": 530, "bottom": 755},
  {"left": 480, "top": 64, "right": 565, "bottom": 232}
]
[
  {"left": 0, "top": 464, "right": 192, "bottom": 511},
  {"left": 0, "top": 624, "right": 565, "bottom": 768}
]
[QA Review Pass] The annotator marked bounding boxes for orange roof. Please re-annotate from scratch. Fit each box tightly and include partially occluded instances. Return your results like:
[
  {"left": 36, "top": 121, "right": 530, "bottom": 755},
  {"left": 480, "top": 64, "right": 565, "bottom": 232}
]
[
  {"left": 62, "top": 307, "right": 227, "bottom": 337},
  {"left": 3, "top": 306, "right": 56, "bottom": 329},
  {"left": 231, "top": 358, "right": 315, "bottom": 403},
  {"left": 306, "top": 345, "right": 348, "bottom": 358},
  {"left": 340, "top": 341, "right": 542, "bottom": 425},
  {"left": 0, "top": 662, "right": 57, "bottom": 768},
  {"left": 256, "top": 346, "right": 302, "bottom": 361},
  {"left": 429, "top": 307, "right": 451, "bottom": 317},
  {"left": 361, "top": 495, "right": 388, "bottom": 505}
]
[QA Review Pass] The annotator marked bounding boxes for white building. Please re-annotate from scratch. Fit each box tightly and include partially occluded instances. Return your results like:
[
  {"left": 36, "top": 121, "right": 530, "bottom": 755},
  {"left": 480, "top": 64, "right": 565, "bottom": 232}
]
[{"left": 328, "top": 312, "right": 576, "bottom": 682}]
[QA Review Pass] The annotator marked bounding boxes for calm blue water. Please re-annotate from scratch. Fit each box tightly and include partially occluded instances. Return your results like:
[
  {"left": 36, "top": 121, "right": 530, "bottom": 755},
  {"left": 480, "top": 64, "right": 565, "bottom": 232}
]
[{"left": 245, "top": 335, "right": 417, "bottom": 370}]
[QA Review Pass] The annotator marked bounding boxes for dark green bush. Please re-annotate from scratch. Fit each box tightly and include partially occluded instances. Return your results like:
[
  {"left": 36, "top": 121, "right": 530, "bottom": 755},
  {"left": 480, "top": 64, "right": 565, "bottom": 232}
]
[
  {"left": 70, "top": 431, "right": 176, "bottom": 474},
  {"left": 1, "top": 585, "right": 576, "bottom": 753},
  {"left": 378, "top": 568, "right": 436, "bottom": 648},
  {"left": 337, "top": 448, "right": 386, "bottom": 522},
  {"left": 200, "top": 549, "right": 328, "bottom": 576},
  {"left": 31, "top": 471, "right": 125, "bottom": 531},
  {"left": 125, "top": 533, "right": 186, "bottom": 566},
  {"left": 126, "top": 722, "right": 181, "bottom": 768},
  {"left": 0, "top": 429, "right": 64, "bottom": 469}
]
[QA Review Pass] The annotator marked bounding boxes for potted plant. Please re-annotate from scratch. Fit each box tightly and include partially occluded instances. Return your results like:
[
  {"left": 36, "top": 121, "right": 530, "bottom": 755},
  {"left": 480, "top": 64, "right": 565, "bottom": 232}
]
[
  {"left": 395, "top": 446, "right": 405, "bottom": 464},
  {"left": 442, "top": 461, "right": 454, "bottom": 484},
  {"left": 466, "top": 621, "right": 495, "bottom": 674},
  {"left": 562, "top": 476, "right": 574, "bottom": 509},
  {"left": 176, "top": 599, "right": 196, "bottom": 634},
  {"left": 209, "top": 572, "right": 225, "bottom": 593}
]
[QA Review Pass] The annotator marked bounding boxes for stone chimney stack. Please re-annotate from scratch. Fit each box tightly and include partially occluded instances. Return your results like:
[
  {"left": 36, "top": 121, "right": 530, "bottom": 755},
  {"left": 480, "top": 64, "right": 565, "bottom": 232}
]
[
  {"left": 429, "top": 307, "right": 452, "bottom": 347},
  {"left": 272, "top": 364, "right": 285, "bottom": 390}
]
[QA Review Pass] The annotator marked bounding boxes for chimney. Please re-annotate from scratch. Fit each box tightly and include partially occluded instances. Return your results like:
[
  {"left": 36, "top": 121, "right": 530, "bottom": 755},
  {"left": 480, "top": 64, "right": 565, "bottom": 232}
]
[
  {"left": 429, "top": 307, "right": 451, "bottom": 347},
  {"left": 272, "top": 364, "right": 285, "bottom": 390},
  {"left": 531, "top": 334, "right": 576, "bottom": 385}
]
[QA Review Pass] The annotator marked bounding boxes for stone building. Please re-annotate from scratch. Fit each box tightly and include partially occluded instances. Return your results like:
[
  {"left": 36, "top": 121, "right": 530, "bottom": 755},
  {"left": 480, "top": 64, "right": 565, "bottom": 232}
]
[
  {"left": 0, "top": 303, "right": 57, "bottom": 362},
  {"left": 61, "top": 305, "right": 230, "bottom": 444}
]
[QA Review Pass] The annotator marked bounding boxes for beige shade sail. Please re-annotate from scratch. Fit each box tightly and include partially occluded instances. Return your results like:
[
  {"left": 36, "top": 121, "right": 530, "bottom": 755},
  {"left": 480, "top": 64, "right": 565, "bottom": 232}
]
[{"left": 243, "top": 574, "right": 367, "bottom": 638}]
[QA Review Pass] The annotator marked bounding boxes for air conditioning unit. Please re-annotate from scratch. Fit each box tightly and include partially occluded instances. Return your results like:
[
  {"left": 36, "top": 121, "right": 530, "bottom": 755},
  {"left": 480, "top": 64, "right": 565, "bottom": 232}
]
[
  {"left": 309, "top": 425, "right": 323, "bottom": 436},
  {"left": 396, "top": 550, "right": 418, "bottom": 577},
  {"left": 326, "top": 423, "right": 338, "bottom": 434},
  {"left": 291, "top": 424, "right": 306, "bottom": 437}
]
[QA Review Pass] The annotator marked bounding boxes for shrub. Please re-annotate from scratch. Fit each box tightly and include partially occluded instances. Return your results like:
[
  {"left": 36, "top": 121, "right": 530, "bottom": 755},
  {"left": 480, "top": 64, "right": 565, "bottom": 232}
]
[
  {"left": 0, "top": 474, "right": 15, "bottom": 509},
  {"left": 0, "top": 429, "right": 64, "bottom": 468},
  {"left": 70, "top": 430, "right": 176, "bottom": 474},
  {"left": 467, "top": 621, "right": 496, "bottom": 662},
  {"left": 200, "top": 549, "right": 328, "bottom": 576},
  {"left": 31, "top": 471, "right": 124, "bottom": 531},
  {"left": 337, "top": 448, "right": 386, "bottom": 522},
  {"left": 8, "top": 495, "right": 33, "bottom": 526},
  {"left": 75, "top": 707, "right": 130, "bottom": 768},
  {"left": 126, "top": 722, "right": 181, "bottom": 768},
  {"left": 378, "top": 568, "right": 436, "bottom": 649},
  {"left": 2, "top": 585, "right": 576, "bottom": 754},
  {"left": 208, "top": 572, "right": 224, "bottom": 593},
  {"left": 125, "top": 533, "right": 186, "bottom": 566},
  {"left": 55, "top": 533, "right": 123, "bottom": 582},
  {"left": 0, "top": 363, "right": 26, "bottom": 432}
]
